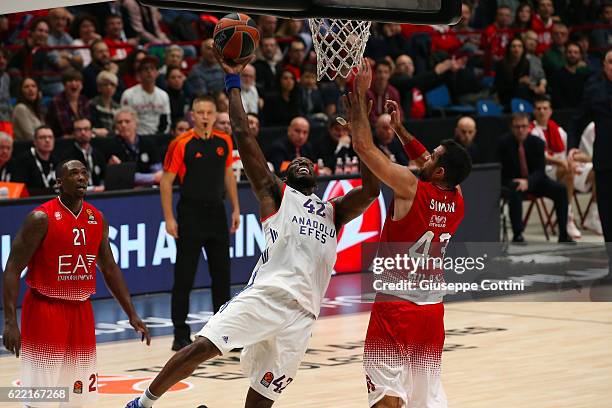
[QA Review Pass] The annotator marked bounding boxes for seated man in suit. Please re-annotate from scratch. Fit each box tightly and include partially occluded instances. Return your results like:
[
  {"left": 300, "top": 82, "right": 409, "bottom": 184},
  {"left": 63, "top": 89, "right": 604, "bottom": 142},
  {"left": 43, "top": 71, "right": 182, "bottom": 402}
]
[
  {"left": 498, "top": 113, "right": 574, "bottom": 243},
  {"left": 266, "top": 116, "right": 315, "bottom": 174}
]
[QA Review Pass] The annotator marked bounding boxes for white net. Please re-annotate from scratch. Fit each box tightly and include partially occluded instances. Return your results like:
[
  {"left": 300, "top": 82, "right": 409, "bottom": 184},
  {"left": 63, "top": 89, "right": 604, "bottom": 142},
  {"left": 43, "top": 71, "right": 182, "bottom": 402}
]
[{"left": 307, "top": 18, "right": 372, "bottom": 81}]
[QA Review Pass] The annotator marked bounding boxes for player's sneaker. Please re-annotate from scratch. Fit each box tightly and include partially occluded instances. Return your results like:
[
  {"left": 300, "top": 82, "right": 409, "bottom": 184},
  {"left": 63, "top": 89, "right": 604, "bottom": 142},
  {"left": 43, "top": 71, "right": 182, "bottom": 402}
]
[
  {"left": 125, "top": 397, "right": 143, "bottom": 408},
  {"left": 567, "top": 218, "right": 581, "bottom": 239}
]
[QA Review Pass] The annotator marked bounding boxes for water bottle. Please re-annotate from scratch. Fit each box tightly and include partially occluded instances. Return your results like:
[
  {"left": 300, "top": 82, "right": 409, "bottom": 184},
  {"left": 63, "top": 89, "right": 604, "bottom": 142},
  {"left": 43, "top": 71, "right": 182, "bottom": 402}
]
[{"left": 334, "top": 157, "right": 344, "bottom": 175}]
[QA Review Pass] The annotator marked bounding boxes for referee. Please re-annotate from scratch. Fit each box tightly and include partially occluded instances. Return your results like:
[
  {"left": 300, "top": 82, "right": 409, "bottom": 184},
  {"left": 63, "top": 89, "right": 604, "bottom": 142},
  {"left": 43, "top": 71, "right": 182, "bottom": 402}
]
[{"left": 161, "top": 95, "right": 240, "bottom": 351}]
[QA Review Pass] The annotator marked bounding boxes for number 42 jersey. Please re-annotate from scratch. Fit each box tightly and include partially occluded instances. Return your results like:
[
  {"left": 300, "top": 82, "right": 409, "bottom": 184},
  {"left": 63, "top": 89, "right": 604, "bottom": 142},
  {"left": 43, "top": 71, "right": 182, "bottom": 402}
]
[{"left": 248, "top": 184, "right": 338, "bottom": 317}]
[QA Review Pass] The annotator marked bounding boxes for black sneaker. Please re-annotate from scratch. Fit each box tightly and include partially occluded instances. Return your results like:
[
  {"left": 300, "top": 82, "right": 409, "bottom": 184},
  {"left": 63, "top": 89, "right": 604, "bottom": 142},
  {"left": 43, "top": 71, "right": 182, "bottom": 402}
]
[
  {"left": 512, "top": 235, "right": 526, "bottom": 244},
  {"left": 172, "top": 337, "right": 193, "bottom": 351},
  {"left": 558, "top": 236, "right": 577, "bottom": 244}
]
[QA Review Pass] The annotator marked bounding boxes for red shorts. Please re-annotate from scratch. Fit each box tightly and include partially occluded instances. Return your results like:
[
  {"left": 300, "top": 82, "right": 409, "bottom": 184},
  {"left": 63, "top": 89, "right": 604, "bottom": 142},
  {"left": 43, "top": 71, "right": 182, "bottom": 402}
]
[
  {"left": 363, "top": 297, "right": 446, "bottom": 408},
  {"left": 21, "top": 289, "right": 98, "bottom": 407}
]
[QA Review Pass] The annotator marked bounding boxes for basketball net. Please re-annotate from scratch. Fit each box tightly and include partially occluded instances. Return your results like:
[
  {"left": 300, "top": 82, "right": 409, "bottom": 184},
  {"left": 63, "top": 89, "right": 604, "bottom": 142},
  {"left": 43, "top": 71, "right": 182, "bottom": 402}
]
[{"left": 308, "top": 18, "right": 372, "bottom": 81}]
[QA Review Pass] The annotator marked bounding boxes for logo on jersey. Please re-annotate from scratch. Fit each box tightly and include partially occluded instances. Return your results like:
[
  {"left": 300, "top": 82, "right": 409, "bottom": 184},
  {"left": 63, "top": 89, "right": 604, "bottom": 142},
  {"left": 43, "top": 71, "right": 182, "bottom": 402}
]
[
  {"left": 322, "top": 180, "right": 386, "bottom": 273},
  {"left": 86, "top": 208, "right": 97, "bottom": 224},
  {"left": 54, "top": 211, "right": 62, "bottom": 220},
  {"left": 222, "top": 336, "right": 229, "bottom": 343},
  {"left": 429, "top": 215, "right": 447, "bottom": 228},
  {"left": 216, "top": 147, "right": 225, "bottom": 157},
  {"left": 260, "top": 372, "right": 274, "bottom": 388},
  {"left": 73, "top": 380, "right": 83, "bottom": 394}
]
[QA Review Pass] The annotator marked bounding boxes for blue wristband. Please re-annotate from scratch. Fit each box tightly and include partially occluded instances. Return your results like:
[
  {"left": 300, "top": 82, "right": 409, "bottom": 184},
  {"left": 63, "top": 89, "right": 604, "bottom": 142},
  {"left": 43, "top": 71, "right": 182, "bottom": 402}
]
[{"left": 225, "top": 73, "right": 241, "bottom": 92}]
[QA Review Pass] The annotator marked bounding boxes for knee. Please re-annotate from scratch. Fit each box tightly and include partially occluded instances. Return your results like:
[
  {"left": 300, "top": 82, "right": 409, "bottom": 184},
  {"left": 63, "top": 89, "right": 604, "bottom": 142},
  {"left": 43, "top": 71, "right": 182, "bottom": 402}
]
[
  {"left": 373, "top": 396, "right": 402, "bottom": 408},
  {"left": 182, "top": 337, "right": 221, "bottom": 362},
  {"left": 245, "top": 388, "right": 274, "bottom": 408}
]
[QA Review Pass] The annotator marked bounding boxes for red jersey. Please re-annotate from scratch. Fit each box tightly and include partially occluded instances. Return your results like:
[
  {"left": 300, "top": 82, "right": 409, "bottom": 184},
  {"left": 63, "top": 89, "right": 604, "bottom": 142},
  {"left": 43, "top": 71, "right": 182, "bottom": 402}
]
[
  {"left": 378, "top": 180, "right": 464, "bottom": 303},
  {"left": 26, "top": 198, "right": 104, "bottom": 301}
]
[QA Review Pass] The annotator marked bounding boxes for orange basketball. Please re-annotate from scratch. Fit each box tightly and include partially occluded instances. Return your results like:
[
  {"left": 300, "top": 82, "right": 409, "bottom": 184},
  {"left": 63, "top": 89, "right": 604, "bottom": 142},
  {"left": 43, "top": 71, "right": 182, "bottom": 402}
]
[{"left": 213, "top": 13, "right": 260, "bottom": 64}]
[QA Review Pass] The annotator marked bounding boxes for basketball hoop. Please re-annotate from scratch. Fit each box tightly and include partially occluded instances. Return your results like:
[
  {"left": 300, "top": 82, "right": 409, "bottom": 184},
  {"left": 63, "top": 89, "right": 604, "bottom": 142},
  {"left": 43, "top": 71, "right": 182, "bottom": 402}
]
[{"left": 308, "top": 18, "right": 372, "bottom": 81}]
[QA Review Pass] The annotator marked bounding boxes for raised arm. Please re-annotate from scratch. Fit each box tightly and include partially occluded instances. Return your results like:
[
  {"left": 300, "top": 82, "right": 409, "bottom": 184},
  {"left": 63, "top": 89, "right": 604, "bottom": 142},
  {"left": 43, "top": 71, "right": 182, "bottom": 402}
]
[
  {"left": 385, "top": 99, "right": 430, "bottom": 168},
  {"left": 350, "top": 60, "right": 419, "bottom": 200},
  {"left": 2, "top": 211, "right": 48, "bottom": 357}
]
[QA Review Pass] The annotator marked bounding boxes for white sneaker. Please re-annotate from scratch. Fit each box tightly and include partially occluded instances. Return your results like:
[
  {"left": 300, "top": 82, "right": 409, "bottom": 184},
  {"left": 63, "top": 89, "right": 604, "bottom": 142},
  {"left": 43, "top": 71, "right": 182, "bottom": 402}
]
[
  {"left": 567, "top": 218, "right": 582, "bottom": 239},
  {"left": 583, "top": 207, "right": 603, "bottom": 235}
]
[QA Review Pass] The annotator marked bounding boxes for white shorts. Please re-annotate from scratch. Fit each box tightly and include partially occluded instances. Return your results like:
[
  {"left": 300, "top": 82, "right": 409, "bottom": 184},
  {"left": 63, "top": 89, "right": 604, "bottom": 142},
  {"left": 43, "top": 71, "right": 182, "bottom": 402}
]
[
  {"left": 197, "top": 285, "right": 315, "bottom": 401},
  {"left": 546, "top": 162, "right": 593, "bottom": 194}
]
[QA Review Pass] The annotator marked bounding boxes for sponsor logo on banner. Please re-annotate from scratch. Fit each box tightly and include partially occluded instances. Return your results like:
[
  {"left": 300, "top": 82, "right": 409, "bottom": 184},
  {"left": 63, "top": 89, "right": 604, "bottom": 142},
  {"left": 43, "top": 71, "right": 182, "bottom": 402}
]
[
  {"left": 260, "top": 372, "right": 274, "bottom": 388},
  {"left": 322, "top": 179, "right": 386, "bottom": 273}
]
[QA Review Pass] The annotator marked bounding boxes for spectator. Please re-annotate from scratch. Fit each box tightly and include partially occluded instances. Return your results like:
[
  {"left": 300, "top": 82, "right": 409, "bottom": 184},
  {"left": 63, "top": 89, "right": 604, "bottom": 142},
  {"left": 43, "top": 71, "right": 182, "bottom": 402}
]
[
  {"left": 0, "top": 47, "right": 10, "bottom": 124},
  {"left": 185, "top": 39, "right": 224, "bottom": 99},
  {"left": 82, "top": 39, "right": 119, "bottom": 98},
  {"left": 157, "top": 45, "right": 186, "bottom": 90},
  {"left": 314, "top": 117, "right": 355, "bottom": 175},
  {"left": 12, "top": 125, "right": 58, "bottom": 195},
  {"left": 171, "top": 118, "right": 190, "bottom": 139},
  {"left": 512, "top": 2, "right": 534, "bottom": 30},
  {"left": 550, "top": 42, "right": 591, "bottom": 109},
  {"left": 240, "top": 63, "right": 262, "bottom": 115},
  {"left": 571, "top": 49, "right": 612, "bottom": 279},
  {"left": 103, "top": 14, "right": 137, "bottom": 61},
  {"left": 47, "top": 8, "right": 82, "bottom": 71},
  {"left": 590, "top": 3, "right": 612, "bottom": 59},
  {"left": 494, "top": 38, "right": 531, "bottom": 110},
  {"left": 498, "top": 113, "right": 572, "bottom": 243},
  {"left": 255, "top": 17, "right": 282, "bottom": 63},
  {"left": 532, "top": 0, "right": 558, "bottom": 54},
  {"left": 253, "top": 35, "right": 280, "bottom": 95},
  {"left": 118, "top": 48, "right": 147, "bottom": 89},
  {"left": 481, "top": 5, "right": 513, "bottom": 69},
  {"left": 108, "top": 107, "right": 163, "bottom": 186},
  {"left": 529, "top": 95, "right": 581, "bottom": 238},
  {"left": 522, "top": 30, "right": 547, "bottom": 95},
  {"left": 60, "top": 117, "right": 106, "bottom": 189},
  {"left": 46, "top": 69, "right": 90, "bottom": 139},
  {"left": 267, "top": 116, "right": 315, "bottom": 173},
  {"left": 121, "top": 56, "right": 171, "bottom": 135},
  {"left": 454, "top": 116, "right": 484, "bottom": 164},
  {"left": 542, "top": 22, "right": 569, "bottom": 76},
  {"left": 367, "top": 60, "right": 403, "bottom": 125},
  {"left": 165, "top": 65, "right": 188, "bottom": 127},
  {"left": 214, "top": 90, "right": 229, "bottom": 113},
  {"left": 276, "top": 19, "right": 312, "bottom": 53},
  {"left": 12, "top": 78, "right": 44, "bottom": 142},
  {"left": 321, "top": 75, "right": 349, "bottom": 118},
  {"left": 89, "top": 70, "right": 120, "bottom": 137},
  {"left": 247, "top": 113, "right": 260, "bottom": 137},
  {"left": 300, "top": 66, "right": 326, "bottom": 122},
  {"left": 0, "top": 132, "right": 14, "bottom": 182},
  {"left": 452, "top": 2, "right": 481, "bottom": 53},
  {"left": 381, "top": 23, "right": 411, "bottom": 59},
  {"left": 70, "top": 14, "right": 101, "bottom": 68},
  {"left": 120, "top": 0, "right": 170, "bottom": 44},
  {"left": 263, "top": 69, "right": 304, "bottom": 126},
  {"left": 282, "top": 37, "right": 308, "bottom": 81},
  {"left": 373, "top": 113, "right": 409, "bottom": 166},
  {"left": 214, "top": 111, "right": 231, "bottom": 135},
  {"left": 571, "top": 31, "right": 600, "bottom": 72}
]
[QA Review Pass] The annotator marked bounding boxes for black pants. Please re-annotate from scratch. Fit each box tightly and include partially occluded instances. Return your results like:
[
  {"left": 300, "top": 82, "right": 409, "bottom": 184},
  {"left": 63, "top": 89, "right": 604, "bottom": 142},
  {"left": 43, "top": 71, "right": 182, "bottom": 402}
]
[
  {"left": 171, "top": 199, "right": 231, "bottom": 340},
  {"left": 503, "top": 177, "right": 569, "bottom": 240},
  {"left": 595, "top": 170, "right": 612, "bottom": 275}
]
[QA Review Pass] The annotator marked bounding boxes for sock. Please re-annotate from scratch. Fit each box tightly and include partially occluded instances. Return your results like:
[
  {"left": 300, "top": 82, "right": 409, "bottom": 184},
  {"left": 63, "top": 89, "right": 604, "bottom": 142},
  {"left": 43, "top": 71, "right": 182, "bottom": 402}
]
[{"left": 139, "top": 388, "right": 159, "bottom": 408}]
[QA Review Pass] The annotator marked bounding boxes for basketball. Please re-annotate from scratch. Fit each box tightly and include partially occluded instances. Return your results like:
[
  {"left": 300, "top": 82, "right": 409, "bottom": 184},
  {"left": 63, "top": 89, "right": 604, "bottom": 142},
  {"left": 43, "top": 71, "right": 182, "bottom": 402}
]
[{"left": 213, "top": 13, "right": 260, "bottom": 65}]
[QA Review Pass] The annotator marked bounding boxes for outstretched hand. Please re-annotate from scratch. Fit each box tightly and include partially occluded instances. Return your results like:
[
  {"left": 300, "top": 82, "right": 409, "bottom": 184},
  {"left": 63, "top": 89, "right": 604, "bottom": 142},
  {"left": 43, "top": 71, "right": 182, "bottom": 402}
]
[
  {"left": 213, "top": 47, "right": 254, "bottom": 75},
  {"left": 353, "top": 58, "right": 372, "bottom": 96},
  {"left": 385, "top": 99, "right": 402, "bottom": 131},
  {"left": 129, "top": 314, "right": 151, "bottom": 346}
]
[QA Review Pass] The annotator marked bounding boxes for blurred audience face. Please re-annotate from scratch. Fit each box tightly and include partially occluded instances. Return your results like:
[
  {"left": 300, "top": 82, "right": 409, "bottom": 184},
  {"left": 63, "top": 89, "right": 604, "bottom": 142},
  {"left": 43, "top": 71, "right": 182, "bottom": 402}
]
[
  {"left": 300, "top": 70, "right": 317, "bottom": 89},
  {"left": 459, "top": 4, "right": 472, "bottom": 27},
  {"left": 280, "top": 70, "right": 296, "bottom": 92},
  {"left": 288, "top": 117, "right": 309, "bottom": 148},
  {"left": 64, "top": 77, "right": 83, "bottom": 97},
  {"left": 523, "top": 31, "right": 539, "bottom": 54},
  {"left": 395, "top": 55, "right": 414, "bottom": 77},
  {"left": 105, "top": 16, "right": 123, "bottom": 39},
  {"left": 0, "top": 134, "right": 13, "bottom": 167},
  {"left": 167, "top": 67, "right": 186, "bottom": 90},
  {"left": 138, "top": 62, "right": 158, "bottom": 86},
  {"left": 565, "top": 43, "right": 582, "bottom": 67},
  {"left": 511, "top": 115, "right": 530, "bottom": 142},
  {"left": 214, "top": 112, "right": 232, "bottom": 134},
  {"left": 241, "top": 64, "right": 256, "bottom": 89},
  {"left": 551, "top": 24, "right": 569, "bottom": 47},
  {"left": 215, "top": 92, "right": 229, "bottom": 113},
  {"left": 97, "top": 75, "right": 117, "bottom": 98},
  {"left": 173, "top": 120, "right": 190, "bottom": 136},
  {"left": 165, "top": 47, "right": 183, "bottom": 67},
  {"left": 115, "top": 111, "right": 138, "bottom": 139},
  {"left": 509, "top": 39, "right": 524, "bottom": 60},
  {"left": 455, "top": 117, "right": 477, "bottom": 146},
  {"left": 258, "top": 16, "right": 278, "bottom": 36},
  {"left": 34, "top": 128, "right": 55, "bottom": 155},
  {"left": 287, "top": 19, "right": 304, "bottom": 35},
  {"left": 78, "top": 18, "right": 97, "bottom": 41},
  {"left": 30, "top": 20, "right": 50, "bottom": 46},
  {"left": 92, "top": 41, "right": 110, "bottom": 65},
  {"left": 603, "top": 5, "right": 612, "bottom": 23},
  {"left": 247, "top": 114, "right": 260, "bottom": 136},
  {"left": 603, "top": 50, "right": 612, "bottom": 81},
  {"left": 375, "top": 114, "right": 395, "bottom": 145},
  {"left": 201, "top": 39, "right": 216, "bottom": 64},
  {"left": 73, "top": 118, "right": 93, "bottom": 145},
  {"left": 191, "top": 99, "right": 217, "bottom": 134},
  {"left": 375, "top": 63, "right": 392, "bottom": 89},
  {"left": 328, "top": 122, "right": 349, "bottom": 143},
  {"left": 49, "top": 8, "right": 69, "bottom": 34},
  {"left": 288, "top": 40, "right": 306, "bottom": 65},
  {"left": 575, "top": 35, "right": 589, "bottom": 56},
  {"left": 495, "top": 7, "right": 512, "bottom": 28},
  {"left": 517, "top": 4, "right": 532, "bottom": 25},
  {"left": 261, "top": 37, "right": 278, "bottom": 61},
  {"left": 21, "top": 78, "right": 39, "bottom": 102},
  {"left": 537, "top": 0, "right": 554, "bottom": 19},
  {"left": 533, "top": 100, "right": 552, "bottom": 124}
]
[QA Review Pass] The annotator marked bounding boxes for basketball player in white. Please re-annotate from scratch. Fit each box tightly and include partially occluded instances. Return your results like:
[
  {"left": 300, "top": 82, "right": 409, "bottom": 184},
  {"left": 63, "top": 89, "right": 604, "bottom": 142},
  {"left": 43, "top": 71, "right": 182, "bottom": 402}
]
[{"left": 125, "top": 54, "right": 380, "bottom": 408}]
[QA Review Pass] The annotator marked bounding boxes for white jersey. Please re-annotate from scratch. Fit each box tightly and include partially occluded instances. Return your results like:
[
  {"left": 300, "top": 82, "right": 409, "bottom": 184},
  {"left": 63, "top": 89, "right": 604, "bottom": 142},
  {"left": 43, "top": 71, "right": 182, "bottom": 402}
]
[{"left": 247, "top": 184, "right": 338, "bottom": 317}]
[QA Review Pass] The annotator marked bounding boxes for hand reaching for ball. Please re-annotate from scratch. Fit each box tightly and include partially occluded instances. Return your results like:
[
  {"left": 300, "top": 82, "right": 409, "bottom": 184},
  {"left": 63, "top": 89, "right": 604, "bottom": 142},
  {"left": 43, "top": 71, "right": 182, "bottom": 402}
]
[{"left": 213, "top": 47, "right": 254, "bottom": 75}]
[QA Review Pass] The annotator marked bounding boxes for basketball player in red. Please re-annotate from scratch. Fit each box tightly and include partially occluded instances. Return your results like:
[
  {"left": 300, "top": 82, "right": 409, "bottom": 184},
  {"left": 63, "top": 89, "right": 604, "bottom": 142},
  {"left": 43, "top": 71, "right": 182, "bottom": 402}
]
[
  {"left": 2, "top": 159, "right": 151, "bottom": 407},
  {"left": 349, "top": 60, "right": 472, "bottom": 408}
]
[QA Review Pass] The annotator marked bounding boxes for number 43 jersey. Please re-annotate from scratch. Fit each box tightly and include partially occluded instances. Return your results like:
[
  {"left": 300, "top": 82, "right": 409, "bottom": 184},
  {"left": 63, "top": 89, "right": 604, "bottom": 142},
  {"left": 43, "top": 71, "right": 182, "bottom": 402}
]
[
  {"left": 26, "top": 197, "right": 104, "bottom": 301},
  {"left": 249, "top": 184, "right": 338, "bottom": 317}
]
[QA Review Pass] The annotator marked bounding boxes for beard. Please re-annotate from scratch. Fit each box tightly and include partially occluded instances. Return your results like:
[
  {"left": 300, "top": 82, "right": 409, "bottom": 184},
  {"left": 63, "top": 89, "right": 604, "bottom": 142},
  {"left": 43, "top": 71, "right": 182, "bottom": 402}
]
[{"left": 286, "top": 172, "right": 317, "bottom": 190}]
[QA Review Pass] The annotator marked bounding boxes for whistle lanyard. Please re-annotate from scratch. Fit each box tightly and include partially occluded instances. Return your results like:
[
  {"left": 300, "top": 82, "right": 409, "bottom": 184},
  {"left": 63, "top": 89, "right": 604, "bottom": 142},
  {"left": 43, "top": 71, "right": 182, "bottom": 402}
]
[{"left": 31, "top": 147, "right": 55, "bottom": 188}]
